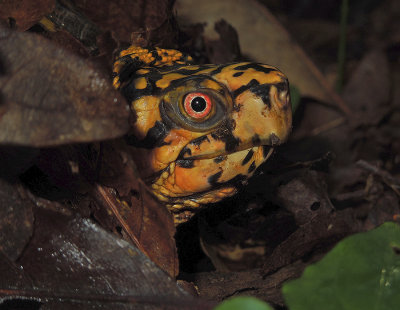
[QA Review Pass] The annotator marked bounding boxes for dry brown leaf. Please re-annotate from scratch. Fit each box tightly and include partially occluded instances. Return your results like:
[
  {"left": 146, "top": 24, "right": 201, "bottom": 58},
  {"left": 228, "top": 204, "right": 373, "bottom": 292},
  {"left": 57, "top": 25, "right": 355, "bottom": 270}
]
[
  {"left": 204, "top": 19, "right": 241, "bottom": 63},
  {"left": 175, "top": 0, "right": 349, "bottom": 114},
  {"left": 75, "top": 0, "right": 177, "bottom": 46},
  {"left": 0, "top": 196, "right": 213, "bottom": 309},
  {"left": 35, "top": 141, "right": 179, "bottom": 277},
  {"left": 343, "top": 49, "right": 391, "bottom": 126},
  {"left": 0, "top": 26, "right": 130, "bottom": 147},
  {"left": 96, "top": 141, "right": 179, "bottom": 277},
  {"left": 0, "top": 179, "right": 34, "bottom": 261},
  {"left": 0, "top": 0, "right": 54, "bottom": 30}
]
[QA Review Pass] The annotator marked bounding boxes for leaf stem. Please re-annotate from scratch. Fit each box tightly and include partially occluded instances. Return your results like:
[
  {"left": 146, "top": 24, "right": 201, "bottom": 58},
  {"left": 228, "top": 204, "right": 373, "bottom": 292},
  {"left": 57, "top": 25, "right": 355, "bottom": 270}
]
[{"left": 336, "top": 0, "right": 349, "bottom": 93}]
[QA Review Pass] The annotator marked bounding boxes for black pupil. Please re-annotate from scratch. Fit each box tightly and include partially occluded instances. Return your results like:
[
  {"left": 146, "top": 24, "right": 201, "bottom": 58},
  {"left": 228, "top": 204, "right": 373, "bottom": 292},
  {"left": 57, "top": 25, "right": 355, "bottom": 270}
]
[{"left": 191, "top": 96, "right": 207, "bottom": 112}]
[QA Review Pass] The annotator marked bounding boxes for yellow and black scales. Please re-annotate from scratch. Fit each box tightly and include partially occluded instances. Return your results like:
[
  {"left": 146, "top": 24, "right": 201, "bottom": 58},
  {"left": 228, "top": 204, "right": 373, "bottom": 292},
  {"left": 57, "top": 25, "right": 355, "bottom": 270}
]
[{"left": 113, "top": 46, "right": 292, "bottom": 222}]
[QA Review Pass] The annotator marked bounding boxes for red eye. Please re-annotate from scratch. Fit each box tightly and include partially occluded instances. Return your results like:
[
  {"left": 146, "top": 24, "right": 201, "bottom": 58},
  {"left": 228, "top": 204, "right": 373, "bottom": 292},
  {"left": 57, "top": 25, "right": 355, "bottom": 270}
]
[{"left": 184, "top": 92, "right": 212, "bottom": 119}]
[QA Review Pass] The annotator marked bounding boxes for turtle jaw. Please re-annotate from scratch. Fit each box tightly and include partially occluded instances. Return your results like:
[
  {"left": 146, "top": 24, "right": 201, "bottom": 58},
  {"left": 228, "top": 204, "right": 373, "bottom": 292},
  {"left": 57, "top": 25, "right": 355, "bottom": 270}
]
[{"left": 150, "top": 144, "right": 275, "bottom": 209}]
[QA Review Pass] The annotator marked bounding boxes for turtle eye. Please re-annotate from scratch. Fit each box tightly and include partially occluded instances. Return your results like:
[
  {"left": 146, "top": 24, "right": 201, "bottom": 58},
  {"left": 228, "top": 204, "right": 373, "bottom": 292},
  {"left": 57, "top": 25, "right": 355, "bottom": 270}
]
[{"left": 184, "top": 92, "right": 212, "bottom": 119}]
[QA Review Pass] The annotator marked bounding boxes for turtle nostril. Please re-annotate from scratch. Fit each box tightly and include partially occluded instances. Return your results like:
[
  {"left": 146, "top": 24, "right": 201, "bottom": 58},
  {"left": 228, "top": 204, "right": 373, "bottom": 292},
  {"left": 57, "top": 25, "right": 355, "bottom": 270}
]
[
  {"left": 274, "top": 78, "right": 290, "bottom": 109},
  {"left": 279, "top": 89, "right": 288, "bottom": 102},
  {"left": 279, "top": 89, "right": 290, "bottom": 108},
  {"left": 269, "top": 133, "right": 281, "bottom": 145},
  {"left": 271, "top": 87, "right": 290, "bottom": 110}
]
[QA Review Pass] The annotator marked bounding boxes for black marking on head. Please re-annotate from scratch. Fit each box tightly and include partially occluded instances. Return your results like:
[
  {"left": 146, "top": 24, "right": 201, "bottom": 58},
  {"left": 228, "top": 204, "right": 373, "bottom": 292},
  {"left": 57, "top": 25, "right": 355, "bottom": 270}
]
[
  {"left": 119, "top": 62, "right": 229, "bottom": 104},
  {"left": 208, "top": 65, "right": 226, "bottom": 76},
  {"left": 276, "top": 81, "right": 289, "bottom": 92},
  {"left": 208, "top": 171, "right": 223, "bottom": 186},
  {"left": 227, "top": 174, "right": 248, "bottom": 186},
  {"left": 242, "top": 149, "right": 254, "bottom": 165},
  {"left": 152, "top": 50, "right": 162, "bottom": 61},
  {"left": 126, "top": 120, "right": 170, "bottom": 149},
  {"left": 262, "top": 145, "right": 271, "bottom": 158},
  {"left": 157, "top": 61, "right": 199, "bottom": 73},
  {"left": 207, "top": 172, "right": 248, "bottom": 191},
  {"left": 224, "top": 134, "right": 240, "bottom": 152},
  {"left": 117, "top": 58, "right": 139, "bottom": 84},
  {"left": 234, "top": 63, "right": 275, "bottom": 74},
  {"left": 133, "top": 66, "right": 219, "bottom": 99},
  {"left": 120, "top": 80, "right": 141, "bottom": 102},
  {"left": 248, "top": 161, "right": 256, "bottom": 173},
  {"left": 251, "top": 83, "right": 272, "bottom": 109},
  {"left": 191, "top": 135, "right": 211, "bottom": 147},
  {"left": 214, "top": 155, "right": 227, "bottom": 163},
  {"left": 180, "top": 147, "right": 192, "bottom": 158},
  {"left": 270, "top": 133, "right": 281, "bottom": 145},
  {"left": 136, "top": 73, "right": 214, "bottom": 101},
  {"left": 233, "top": 71, "right": 244, "bottom": 77},
  {"left": 175, "top": 66, "right": 212, "bottom": 75},
  {"left": 233, "top": 103, "right": 241, "bottom": 112},
  {"left": 233, "top": 79, "right": 259, "bottom": 98},
  {"left": 120, "top": 69, "right": 164, "bottom": 102},
  {"left": 176, "top": 159, "right": 195, "bottom": 168},
  {"left": 211, "top": 127, "right": 240, "bottom": 153},
  {"left": 251, "top": 134, "right": 261, "bottom": 145}
]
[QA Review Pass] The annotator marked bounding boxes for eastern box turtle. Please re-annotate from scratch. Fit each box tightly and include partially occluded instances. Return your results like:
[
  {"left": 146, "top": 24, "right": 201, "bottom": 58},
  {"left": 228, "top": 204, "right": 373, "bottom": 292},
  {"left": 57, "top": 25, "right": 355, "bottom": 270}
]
[{"left": 113, "top": 46, "right": 292, "bottom": 223}]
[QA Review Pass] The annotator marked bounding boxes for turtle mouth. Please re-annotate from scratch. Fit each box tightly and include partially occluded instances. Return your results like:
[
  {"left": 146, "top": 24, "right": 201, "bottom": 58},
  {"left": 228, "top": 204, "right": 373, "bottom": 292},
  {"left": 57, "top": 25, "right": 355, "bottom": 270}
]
[
  {"left": 176, "top": 133, "right": 279, "bottom": 162},
  {"left": 149, "top": 144, "right": 275, "bottom": 209},
  {"left": 174, "top": 144, "right": 274, "bottom": 170}
]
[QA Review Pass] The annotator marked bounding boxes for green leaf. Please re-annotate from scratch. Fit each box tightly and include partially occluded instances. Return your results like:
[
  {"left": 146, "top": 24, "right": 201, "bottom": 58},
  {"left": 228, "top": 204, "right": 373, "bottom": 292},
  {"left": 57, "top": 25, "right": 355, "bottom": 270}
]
[
  {"left": 289, "top": 84, "right": 301, "bottom": 113},
  {"left": 283, "top": 222, "right": 400, "bottom": 310},
  {"left": 214, "top": 296, "right": 274, "bottom": 310}
]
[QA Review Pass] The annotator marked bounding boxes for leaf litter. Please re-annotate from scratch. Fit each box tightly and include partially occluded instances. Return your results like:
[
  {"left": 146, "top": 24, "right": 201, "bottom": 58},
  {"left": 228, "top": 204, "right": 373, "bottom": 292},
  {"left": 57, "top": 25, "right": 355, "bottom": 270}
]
[
  {"left": 0, "top": 0, "right": 399, "bottom": 309},
  {"left": 175, "top": 0, "right": 400, "bottom": 307}
]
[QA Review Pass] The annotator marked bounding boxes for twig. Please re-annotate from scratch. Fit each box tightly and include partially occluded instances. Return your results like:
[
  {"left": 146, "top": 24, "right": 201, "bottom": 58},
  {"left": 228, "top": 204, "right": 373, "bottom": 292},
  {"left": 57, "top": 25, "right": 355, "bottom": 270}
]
[
  {"left": 94, "top": 184, "right": 148, "bottom": 255},
  {"left": 0, "top": 288, "right": 214, "bottom": 308},
  {"left": 333, "top": 189, "right": 366, "bottom": 202},
  {"left": 336, "top": 0, "right": 349, "bottom": 93},
  {"left": 356, "top": 160, "right": 400, "bottom": 196},
  {"left": 311, "top": 117, "right": 345, "bottom": 136}
]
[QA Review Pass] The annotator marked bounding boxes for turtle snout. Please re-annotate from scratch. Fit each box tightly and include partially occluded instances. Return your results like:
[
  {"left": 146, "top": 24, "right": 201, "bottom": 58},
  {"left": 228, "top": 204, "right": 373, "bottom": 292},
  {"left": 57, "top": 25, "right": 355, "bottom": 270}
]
[{"left": 273, "top": 79, "right": 291, "bottom": 111}]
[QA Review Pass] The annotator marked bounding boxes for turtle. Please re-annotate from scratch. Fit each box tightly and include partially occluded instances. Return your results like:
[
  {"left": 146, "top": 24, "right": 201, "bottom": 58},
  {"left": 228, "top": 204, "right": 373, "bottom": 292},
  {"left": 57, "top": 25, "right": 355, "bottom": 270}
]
[{"left": 112, "top": 46, "right": 292, "bottom": 223}]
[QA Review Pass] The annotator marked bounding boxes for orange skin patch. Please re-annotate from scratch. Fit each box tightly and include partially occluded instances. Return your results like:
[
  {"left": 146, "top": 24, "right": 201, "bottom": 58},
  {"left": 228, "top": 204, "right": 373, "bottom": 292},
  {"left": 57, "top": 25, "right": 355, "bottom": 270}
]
[
  {"left": 133, "top": 128, "right": 205, "bottom": 174},
  {"left": 231, "top": 86, "right": 291, "bottom": 149},
  {"left": 156, "top": 73, "right": 188, "bottom": 89},
  {"left": 151, "top": 129, "right": 196, "bottom": 171},
  {"left": 119, "top": 46, "right": 187, "bottom": 67},
  {"left": 131, "top": 96, "right": 161, "bottom": 140},
  {"left": 134, "top": 77, "right": 147, "bottom": 90}
]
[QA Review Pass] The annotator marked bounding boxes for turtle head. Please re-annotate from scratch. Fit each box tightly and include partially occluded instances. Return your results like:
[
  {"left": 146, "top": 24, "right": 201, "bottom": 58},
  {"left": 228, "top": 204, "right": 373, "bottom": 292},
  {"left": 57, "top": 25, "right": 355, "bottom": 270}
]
[{"left": 114, "top": 54, "right": 291, "bottom": 219}]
